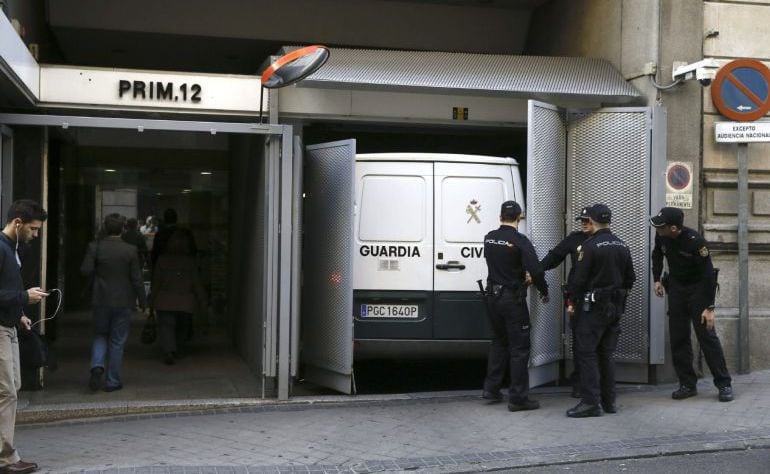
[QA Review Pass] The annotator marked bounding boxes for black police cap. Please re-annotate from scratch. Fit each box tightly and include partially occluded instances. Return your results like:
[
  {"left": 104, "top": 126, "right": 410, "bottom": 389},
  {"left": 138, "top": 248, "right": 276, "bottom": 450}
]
[
  {"left": 650, "top": 207, "right": 684, "bottom": 228},
  {"left": 575, "top": 206, "right": 591, "bottom": 221},
  {"left": 589, "top": 204, "right": 611, "bottom": 224},
  {"left": 500, "top": 200, "right": 522, "bottom": 219}
]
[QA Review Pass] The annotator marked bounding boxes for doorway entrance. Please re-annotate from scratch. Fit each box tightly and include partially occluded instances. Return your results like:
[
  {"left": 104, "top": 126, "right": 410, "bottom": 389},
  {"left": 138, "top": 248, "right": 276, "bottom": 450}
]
[{"left": 0, "top": 113, "right": 295, "bottom": 401}]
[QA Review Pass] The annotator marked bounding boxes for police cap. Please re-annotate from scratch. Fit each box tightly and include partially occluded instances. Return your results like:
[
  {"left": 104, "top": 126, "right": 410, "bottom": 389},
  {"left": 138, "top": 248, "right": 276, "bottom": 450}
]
[
  {"left": 575, "top": 206, "right": 591, "bottom": 221},
  {"left": 589, "top": 204, "right": 611, "bottom": 224},
  {"left": 500, "top": 200, "right": 522, "bottom": 220},
  {"left": 650, "top": 207, "right": 684, "bottom": 228}
]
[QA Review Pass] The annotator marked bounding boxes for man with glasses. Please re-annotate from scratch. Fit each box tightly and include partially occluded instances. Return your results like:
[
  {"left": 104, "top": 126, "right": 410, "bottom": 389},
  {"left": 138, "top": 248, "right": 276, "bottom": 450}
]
[{"left": 540, "top": 206, "right": 594, "bottom": 398}]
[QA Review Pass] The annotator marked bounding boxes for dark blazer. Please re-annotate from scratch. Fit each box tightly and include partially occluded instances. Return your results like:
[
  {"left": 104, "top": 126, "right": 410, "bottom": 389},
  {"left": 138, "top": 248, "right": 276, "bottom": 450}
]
[
  {"left": 0, "top": 232, "right": 28, "bottom": 327},
  {"left": 81, "top": 236, "right": 147, "bottom": 309}
]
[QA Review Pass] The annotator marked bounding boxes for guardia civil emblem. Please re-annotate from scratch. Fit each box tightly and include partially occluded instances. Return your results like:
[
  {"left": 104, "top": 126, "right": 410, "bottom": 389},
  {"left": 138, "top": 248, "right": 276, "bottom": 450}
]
[{"left": 466, "top": 199, "right": 482, "bottom": 224}]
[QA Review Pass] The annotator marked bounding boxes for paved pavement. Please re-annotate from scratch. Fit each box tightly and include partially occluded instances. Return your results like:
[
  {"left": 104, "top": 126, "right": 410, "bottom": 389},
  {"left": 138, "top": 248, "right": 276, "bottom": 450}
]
[{"left": 15, "top": 369, "right": 770, "bottom": 473}]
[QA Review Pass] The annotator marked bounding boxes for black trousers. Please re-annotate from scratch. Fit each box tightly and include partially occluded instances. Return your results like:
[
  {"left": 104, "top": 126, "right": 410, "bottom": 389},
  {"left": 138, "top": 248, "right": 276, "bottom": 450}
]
[
  {"left": 575, "top": 305, "right": 620, "bottom": 406},
  {"left": 484, "top": 290, "right": 531, "bottom": 404},
  {"left": 668, "top": 282, "right": 731, "bottom": 389}
]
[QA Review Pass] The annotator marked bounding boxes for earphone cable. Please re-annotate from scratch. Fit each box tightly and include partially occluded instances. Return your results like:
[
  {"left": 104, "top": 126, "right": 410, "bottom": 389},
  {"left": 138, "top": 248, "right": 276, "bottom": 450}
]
[{"left": 31, "top": 288, "right": 63, "bottom": 328}]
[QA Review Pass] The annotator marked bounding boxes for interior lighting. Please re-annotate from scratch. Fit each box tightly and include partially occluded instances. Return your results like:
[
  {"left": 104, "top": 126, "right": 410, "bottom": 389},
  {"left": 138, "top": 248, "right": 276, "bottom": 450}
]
[
  {"left": 200, "top": 171, "right": 212, "bottom": 175},
  {"left": 104, "top": 169, "right": 116, "bottom": 172}
]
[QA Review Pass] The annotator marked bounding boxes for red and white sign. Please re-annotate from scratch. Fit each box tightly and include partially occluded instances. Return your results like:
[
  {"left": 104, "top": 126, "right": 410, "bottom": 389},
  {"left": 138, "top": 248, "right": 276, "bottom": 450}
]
[{"left": 665, "top": 161, "right": 693, "bottom": 209}]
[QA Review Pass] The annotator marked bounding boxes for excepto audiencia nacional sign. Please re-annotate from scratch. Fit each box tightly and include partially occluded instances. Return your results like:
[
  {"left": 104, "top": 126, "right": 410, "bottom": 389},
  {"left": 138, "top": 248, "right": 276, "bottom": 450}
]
[
  {"left": 39, "top": 65, "right": 265, "bottom": 113},
  {"left": 715, "top": 121, "right": 770, "bottom": 143}
]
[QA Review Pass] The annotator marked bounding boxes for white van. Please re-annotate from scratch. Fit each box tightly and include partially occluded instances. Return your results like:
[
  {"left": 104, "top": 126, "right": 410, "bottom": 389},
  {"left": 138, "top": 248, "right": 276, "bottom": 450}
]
[{"left": 352, "top": 153, "right": 525, "bottom": 358}]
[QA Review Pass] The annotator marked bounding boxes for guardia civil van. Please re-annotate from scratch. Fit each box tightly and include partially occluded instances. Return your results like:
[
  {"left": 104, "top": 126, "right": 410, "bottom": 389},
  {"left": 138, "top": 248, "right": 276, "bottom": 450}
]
[{"left": 353, "top": 153, "right": 524, "bottom": 358}]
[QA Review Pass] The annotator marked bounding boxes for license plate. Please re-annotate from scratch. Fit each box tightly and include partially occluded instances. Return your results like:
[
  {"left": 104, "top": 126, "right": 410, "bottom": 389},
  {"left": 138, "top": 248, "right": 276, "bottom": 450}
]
[{"left": 360, "top": 304, "right": 419, "bottom": 319}]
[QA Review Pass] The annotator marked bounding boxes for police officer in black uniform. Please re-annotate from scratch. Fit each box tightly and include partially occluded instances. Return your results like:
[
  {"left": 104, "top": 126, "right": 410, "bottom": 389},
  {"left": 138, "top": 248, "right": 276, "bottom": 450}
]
[
  {"left": 540, "top": 206, "right": 593, "bottom": 398},
  {"left": 567, "top": 204, "right": 635, "bottom": 418},
  {"left": 650, "top": 207, "right": 733, "bottom": 402},
  {"left": 482, "top": 200, "right": 549, "bottom": 412}
]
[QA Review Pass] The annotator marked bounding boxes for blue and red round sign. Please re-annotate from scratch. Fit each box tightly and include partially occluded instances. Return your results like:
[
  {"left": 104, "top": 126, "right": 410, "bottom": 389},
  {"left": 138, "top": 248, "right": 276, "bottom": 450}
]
[
  {"left": 667, "top": 163, "right": 691, "bottom": 191},
  {"left": 712, "top": 59, "right": 770, "bottom": 121}
]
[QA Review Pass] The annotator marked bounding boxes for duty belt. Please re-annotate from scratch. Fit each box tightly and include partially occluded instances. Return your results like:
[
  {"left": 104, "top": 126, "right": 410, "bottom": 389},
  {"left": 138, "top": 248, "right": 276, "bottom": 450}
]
[
  {"left": 582, "top": 288, "right": 628, "bottom": 313},
  {"left": 489, "top": 283, "right": 526, "bottom": 301},
  {"left": 589, "top": 288, "right": 628, "bottom": 302}
]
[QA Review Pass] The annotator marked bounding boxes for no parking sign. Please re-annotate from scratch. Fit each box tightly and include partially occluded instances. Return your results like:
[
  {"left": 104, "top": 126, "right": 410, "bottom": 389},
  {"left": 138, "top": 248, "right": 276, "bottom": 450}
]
[
  {"left": 665, "top": 161, "right": 692, "bottom": 209},
  {"left": 711, "top": 59, "right": 770, "bottom": 122}
]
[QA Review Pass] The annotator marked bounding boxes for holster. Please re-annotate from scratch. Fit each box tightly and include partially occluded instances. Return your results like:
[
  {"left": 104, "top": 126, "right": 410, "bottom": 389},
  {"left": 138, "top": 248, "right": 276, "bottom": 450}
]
[
  {"left": 587, "top": 288, "right": 628, "bottom": 321},
  {"left": 489, "top": 283, "right": 526, "bottom": 303}
]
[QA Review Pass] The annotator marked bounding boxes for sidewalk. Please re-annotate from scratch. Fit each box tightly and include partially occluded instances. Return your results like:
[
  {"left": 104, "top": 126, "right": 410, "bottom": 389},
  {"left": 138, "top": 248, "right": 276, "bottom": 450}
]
[{"left": 15, "top": 369, "right": 770, "bottom": 473}]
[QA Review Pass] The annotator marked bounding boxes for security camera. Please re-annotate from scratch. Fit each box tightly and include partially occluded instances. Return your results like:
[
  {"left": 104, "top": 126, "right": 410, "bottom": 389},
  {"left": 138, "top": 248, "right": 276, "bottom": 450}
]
[{"left": 672, "top": 59, "right": 720, "bottom": 85}]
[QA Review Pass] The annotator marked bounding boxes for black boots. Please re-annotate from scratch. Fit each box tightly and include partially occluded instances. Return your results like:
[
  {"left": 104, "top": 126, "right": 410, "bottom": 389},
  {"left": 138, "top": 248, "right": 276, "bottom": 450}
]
[
  {"left": 566, "top": 401, "right": 601, "bottom": 418},
  {"left": 671, "top": 385, "right": 698, "bottom": 400},
  {"left": 508, "top": 399, "right": 540, "bottom": 412},
  {"left": 88, "top": 367, "right": 104, "bottom": 391}
]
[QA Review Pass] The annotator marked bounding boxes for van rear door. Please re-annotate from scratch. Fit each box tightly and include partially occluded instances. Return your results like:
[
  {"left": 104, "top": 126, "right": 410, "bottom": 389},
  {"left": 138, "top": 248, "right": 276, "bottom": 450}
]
[
  {"left": 353, "top": 162, "right": 434, "bottom": 339},
  {"left": 433, "top": 162, "right": 516, "bottom": 339}
]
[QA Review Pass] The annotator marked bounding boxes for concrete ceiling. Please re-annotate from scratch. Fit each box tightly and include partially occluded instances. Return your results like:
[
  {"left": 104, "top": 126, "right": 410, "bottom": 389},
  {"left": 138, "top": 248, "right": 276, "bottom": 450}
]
[{"left": 43, "top": 0, "right": 548, "bottom": 74}]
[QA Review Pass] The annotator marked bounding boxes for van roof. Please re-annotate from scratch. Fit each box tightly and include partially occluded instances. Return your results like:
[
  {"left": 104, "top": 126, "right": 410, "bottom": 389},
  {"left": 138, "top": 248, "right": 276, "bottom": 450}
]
[{"left": 356, "top": 153, "right": 519, "bottom": 166}]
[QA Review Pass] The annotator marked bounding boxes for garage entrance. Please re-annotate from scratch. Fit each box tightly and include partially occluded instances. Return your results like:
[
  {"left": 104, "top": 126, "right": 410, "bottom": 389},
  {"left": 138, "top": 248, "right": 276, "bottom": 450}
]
[{"left": 278, "top": 47, "right": 665, "bottom": 395}]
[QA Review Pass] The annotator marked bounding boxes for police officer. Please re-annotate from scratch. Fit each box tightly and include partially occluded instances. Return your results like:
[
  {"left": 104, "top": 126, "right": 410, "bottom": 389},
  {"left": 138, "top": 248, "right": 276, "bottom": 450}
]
[
  {"left": 650, "top": 207, "right": 733, "bottom": 402},
  {"left": 540, "top": 206, "right": 593, "bottom": 398},
  {"left": 481, "top": 200, "right": 549, "bottom": 412},
  {"left": 567, "top": 204, "right": 635, "bottom": 418}
]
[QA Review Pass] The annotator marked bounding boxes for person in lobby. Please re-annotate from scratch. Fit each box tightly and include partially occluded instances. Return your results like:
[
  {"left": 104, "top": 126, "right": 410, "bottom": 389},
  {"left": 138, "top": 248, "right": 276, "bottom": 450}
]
[
  {"left": 150, "top": 229, "right": 207, "bottom": 365},
  {"left": 81, "top": 213, "right": 147, "bottom": 392}
]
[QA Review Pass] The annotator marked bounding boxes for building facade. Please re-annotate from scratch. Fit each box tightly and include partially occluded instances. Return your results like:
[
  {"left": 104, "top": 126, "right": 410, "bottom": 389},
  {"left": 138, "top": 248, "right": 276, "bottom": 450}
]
[{"left": 0, "top": 0, "right": 768, "bottom": 394}]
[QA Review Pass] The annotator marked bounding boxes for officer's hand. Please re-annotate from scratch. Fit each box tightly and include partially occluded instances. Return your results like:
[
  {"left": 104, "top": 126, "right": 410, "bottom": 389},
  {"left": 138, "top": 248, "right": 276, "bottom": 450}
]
[
  {"left": 524, "top": 272, "right": 533, "bottom": 286},
  {"left": 701, "top": 308, "right": 716, "bottom": 331},
  {"left": 654, "top": 282, "right": 665, "bottom": 297},
  {"left": 566, "top": 304, "right": 575, "bottom": 315},
  {"left": 539, "top": 294, "right": 549, "bottom": 304}
]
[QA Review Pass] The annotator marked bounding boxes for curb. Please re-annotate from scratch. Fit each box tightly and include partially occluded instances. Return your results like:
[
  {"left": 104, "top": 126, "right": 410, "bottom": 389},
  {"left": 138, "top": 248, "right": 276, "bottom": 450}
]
[{"left": 18, "top": 384, "right": 661, "bottom": 426}]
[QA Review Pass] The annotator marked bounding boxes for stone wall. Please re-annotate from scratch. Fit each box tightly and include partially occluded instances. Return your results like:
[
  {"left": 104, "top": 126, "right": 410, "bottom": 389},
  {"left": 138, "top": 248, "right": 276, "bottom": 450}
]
[
  {"left": 703, "top": 0, "right": 770, "bottom": 372},
  {"left": 527, "top": 0, "right": 770, "bottom": 374}
]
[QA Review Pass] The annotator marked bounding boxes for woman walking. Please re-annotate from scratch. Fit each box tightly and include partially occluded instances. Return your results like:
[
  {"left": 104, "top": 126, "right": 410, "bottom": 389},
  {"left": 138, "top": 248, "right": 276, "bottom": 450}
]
[{"left": 150, "top": 230, "right": 206, "bottom": 364}]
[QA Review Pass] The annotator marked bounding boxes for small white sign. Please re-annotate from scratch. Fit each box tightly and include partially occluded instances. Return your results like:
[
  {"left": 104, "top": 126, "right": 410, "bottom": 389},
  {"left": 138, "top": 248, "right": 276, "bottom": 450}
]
[
  {"left": 715, "top": 121, "right": 770, "bottom": 143},
  {"left": 666, "top": 193, "right": 693, "bottom": 209},
  {"left": 39, "top": 65, "right": 266, "bottom": 114}
]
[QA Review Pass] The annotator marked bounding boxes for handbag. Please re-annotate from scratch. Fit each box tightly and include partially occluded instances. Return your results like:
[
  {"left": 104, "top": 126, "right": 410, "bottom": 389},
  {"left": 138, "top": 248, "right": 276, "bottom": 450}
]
[
  {"left": 19, "top": 329, "right": 48, "bottom": 369},
  {"left": 141, "top": 311, "right": 157, "bottom": 344}
]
